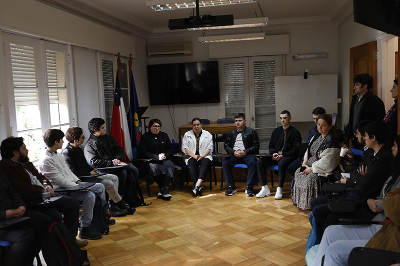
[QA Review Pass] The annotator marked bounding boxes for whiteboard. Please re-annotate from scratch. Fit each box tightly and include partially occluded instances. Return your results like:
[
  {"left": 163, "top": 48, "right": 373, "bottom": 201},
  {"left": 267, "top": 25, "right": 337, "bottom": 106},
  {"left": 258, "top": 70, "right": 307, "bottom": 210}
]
[{"left": 275, "top": 74, "right": 338, "bottom": 122}]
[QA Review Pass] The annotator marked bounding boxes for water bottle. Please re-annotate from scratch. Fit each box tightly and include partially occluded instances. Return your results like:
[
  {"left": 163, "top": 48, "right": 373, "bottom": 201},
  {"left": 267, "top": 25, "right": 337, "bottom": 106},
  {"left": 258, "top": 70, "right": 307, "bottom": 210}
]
[{"left": 42, "top": 180, "right": 51, "bottom": 203}]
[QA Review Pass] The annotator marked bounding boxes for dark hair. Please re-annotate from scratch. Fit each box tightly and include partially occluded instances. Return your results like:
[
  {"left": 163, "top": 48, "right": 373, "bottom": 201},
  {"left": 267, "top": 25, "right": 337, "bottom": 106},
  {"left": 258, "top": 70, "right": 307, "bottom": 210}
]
[
  {"left": 395, "top": 79, "right": 398, "bottom": 86},
  {"left": 0, "top": 137, "right": 24, "bottom": 159},
  {"left": 88, "top": 118, "right": 105, "bottom": 134},
  {"left": 43, "top": 129, "right": 65, "bottom": 147},
  {"left": 355, "top": 120, "right": 371, "bottom": 137},
  {"left": 192, "top": 117, "right": 201, "bottom": 124},
  {"left": 65, "top": 127, "right": 83, "bottom": 143},
  {"left": 354, "top": 73, "right": 373, "bottom": 90},
  {"left": 281, "top": 110, "right": 291, "bottom": 117},
  {"left": 317, "top": 114, "right": 332, "bottom": 126},
  {"left": 364, "top": 120, "right": 390, "bottom": 144},
  {"left": 312, "top": 107, "right": 326, "bottom": 115},
  {"left": 234, "top": 113, "right": 245, "bottom": 120},
  {"left": 148, "top": 119, "right": 162, "bottom": 128}
]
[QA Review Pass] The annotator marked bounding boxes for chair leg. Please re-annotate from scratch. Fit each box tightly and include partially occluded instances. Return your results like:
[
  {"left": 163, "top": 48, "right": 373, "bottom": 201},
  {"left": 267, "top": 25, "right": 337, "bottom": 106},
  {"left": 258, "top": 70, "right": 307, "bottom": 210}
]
[
  {"left": 270, "top": 170, "right": 274, "bottom": 188},
  {"left": 147, "top": 184, "right": 151, "bottom": 197},
  {"left": 171, "top": 176, "right": 175, "bottom": 190},
  {"left": 209, "top": 168, "right": 212, "bottom": 191},
  {"left": 220, "top": 167, "right": 224, "bottom": 190},
  {"left": 186, "top": 168, "right": 189, "bottom": 185},
  {"left": 180, "top": 167, "right": 184, "bottom": 189}
]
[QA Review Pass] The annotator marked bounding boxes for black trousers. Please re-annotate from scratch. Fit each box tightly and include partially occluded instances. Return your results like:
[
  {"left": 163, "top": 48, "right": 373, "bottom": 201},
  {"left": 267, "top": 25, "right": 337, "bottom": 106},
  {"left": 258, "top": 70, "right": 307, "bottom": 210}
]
[
  {"left": 222, "top": 154, "right": 257, "bottom": 187},
  {"left": 0, "top": 209, "right": 53, "bottom": 266},
  {"left": 28, "top": 195, "right": 80, "bottom": 238},
  {"left": 154, "top": 174, "right": 171, "bottom": 189},
  {"left": 188, "top": 158, "right": 211, "bottom": 184},
  {"left": 257, "top": 156, "right": 296, "bottom": 187}
]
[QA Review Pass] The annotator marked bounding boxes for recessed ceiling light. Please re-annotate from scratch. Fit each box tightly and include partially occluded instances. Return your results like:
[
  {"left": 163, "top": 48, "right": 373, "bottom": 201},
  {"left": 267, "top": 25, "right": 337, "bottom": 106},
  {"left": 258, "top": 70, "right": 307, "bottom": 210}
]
[
  {"left": 188, "top": 17, "right": 268, "bottom": 31},
  {"left": 146, "top": 0, "right": 257, "bottom": 11},
  {"left": 198, "top": 32, "right": 265, "bottom": 43}
]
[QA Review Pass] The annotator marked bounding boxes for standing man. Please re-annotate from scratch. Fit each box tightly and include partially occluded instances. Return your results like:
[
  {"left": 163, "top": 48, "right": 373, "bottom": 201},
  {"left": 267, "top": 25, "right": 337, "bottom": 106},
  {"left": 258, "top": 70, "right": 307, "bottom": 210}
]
[
  {"left": 223, "top": 113, "right": 260, "bottom": 196},
  {"left": 287, "top": 107, "right": 326, "bottom": 176},
  {"left": 345, "top": 73, "right": 385, "bottom": 149},
  {"left": 256, "top": 110, "right": 302, "bottom": 199}
]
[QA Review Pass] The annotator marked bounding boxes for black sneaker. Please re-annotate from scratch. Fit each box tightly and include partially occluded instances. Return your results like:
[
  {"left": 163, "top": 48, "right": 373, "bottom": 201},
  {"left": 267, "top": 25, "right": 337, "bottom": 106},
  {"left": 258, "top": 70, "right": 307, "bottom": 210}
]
[
  {"left": 245, "top": 186, "right": 254, "bottom": 197},
  {"left": 196, "top": 186, "right": 203, "bottom": 195},
  {"left": 117, "top": 199, "right": 136, "bottom": 215},
  {"left": 158, "top": 186, "right": 172, "bottom": 200},
  {"left": 109, "top": 201, "right": 128, "bottom": 217},
  {"left": 107, "top": 219, "right": 116, "bottom": 226},
  {"left": 225, "top": 186, "right": 237, "bottom": 196},
  {"left": 79, "top": 225, "right": 103, "bottom": 240}
]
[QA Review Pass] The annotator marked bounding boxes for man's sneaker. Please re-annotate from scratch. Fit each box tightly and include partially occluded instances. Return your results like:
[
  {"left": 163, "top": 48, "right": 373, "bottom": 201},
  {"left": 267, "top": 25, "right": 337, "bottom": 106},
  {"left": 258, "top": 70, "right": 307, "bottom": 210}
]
[
  {"left": 107, "top": 219, "right": 116, "bottom": 226},
  {"left": 158, "top": 186, "right": 172, "bottom": 200},
  {"left": 256, "top": 185, "right": 271, "bottom": 198},
  {"left": 225, "top": 186, "right": 237, "bottom": 196},
  {"left": 76, "top": 239, "right": 88, "bottom": 248},
  {"left": 245, "top": 186, "right": 254, "bottom": 197},
  {"left": 275, "top": 187, "right": 283, "bottom": 200},
  {"left": 79, "top": 225, "right": 103, "bottom": 240},
  {"left": 117, "top": 199, "right": 136, "bottom": 215},
  {"left": 109, "top": 201, "right": 128, "bottom": 217}
]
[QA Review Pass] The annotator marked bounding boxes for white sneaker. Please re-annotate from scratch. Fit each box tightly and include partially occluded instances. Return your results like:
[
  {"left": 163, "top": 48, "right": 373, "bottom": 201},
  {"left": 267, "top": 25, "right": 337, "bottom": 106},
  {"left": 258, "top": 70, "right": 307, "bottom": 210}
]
[
  {"left": 275, "top": 187, "right": 283, "bottom": 200},
  {"left": 256, "top": 185, "right": 271, "bottom": 198}
]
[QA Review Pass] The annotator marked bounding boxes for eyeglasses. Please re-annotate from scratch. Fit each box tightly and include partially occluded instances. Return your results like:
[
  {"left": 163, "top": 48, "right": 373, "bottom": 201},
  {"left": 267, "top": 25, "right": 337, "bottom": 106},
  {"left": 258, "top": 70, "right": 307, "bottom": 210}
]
[{"left": 152, "top": 125, "right": 161, "bottom": 128}]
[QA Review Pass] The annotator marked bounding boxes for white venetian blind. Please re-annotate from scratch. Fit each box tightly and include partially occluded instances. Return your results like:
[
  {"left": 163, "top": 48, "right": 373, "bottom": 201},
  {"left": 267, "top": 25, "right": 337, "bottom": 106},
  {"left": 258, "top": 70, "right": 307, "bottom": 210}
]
[
  {"left": 46, "top": 50, "right": 66, "bottom": 88},
  {"left": 10, "top": 43, "right": 37, "bottom": 88},
  {"left": 102, "top": 60, "right": 115, "bottom": 132},
  {"left": 223, "top": 62, "right": 246, "bottom": 118},
  {"left": 253, "top": 61, "right": 276, "bottom": 150}
]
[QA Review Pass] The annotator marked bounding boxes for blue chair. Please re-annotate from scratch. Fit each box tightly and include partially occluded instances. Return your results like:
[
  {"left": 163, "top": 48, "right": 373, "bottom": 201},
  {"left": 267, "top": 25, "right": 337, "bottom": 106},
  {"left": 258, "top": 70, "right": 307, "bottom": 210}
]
[
  {"left": 220, "top": 163, "right": 248, "bottom": 190},
  {"left": 200, "top": 119, "right": 211, "bottom": 124},
  {"left": 214, "top": 118, "right": 235, "bottom": 153},
  {"left": 132, "top": 147, "right": 175, "bottom": 197},
  {"left": 351, "top": 148, "right": 364, "bottom": 156},
  {"left": 0, "top": 241, "right": 12, "bottom": 264},
  {"left": 266, "top": 165, "right": 277, "bottom": 188},
  {"left": 217, "top": 118, "right": 234, "bottom": 124}
]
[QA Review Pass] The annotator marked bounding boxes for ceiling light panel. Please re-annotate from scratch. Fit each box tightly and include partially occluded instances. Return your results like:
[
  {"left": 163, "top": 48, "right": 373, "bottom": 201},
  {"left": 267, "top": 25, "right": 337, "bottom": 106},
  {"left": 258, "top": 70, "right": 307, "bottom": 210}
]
[
  {"left": 146, "top": 0, "right": 257, "bottom": 11},
  {"left": 199, "top": 32, "right": 265, "bottom": 43},
  {"left": 187, "top": 17, "right": 268, "bottom": 31}
]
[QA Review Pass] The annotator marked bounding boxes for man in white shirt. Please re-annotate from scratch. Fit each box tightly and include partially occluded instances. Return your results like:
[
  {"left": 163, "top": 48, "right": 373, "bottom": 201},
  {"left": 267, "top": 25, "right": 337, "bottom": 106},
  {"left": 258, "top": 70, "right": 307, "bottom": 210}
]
[{"left": 39, "top": 129, "right": 107, "bottom": 240}]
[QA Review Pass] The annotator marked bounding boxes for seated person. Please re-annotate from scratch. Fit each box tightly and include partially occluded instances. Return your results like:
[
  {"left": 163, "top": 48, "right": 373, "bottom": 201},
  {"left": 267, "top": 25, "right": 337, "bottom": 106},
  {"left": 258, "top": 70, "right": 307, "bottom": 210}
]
[
  {"left": 0, "top": 137, "right": 86, "bottom": 247},
  {"left": 256, "top": 110, "right": 301, "bottom": 199},
  {"left": 84, "top": 118, "right": 139, "bottom": 197},
  {"left": 138, "top": 119, "right": 174, "bottom": 200},
  {"left": 0, "top": 169, "right": 53, "bottom": 266},
  {"left": 341, "top": 120, "right": 371, "bottom": 167},
  {"left": 39, "top": 129, "right": 106, "bottom": 240},
  {"left": 181, "top": 117, "right": 213, "bottom": 195},
  {"left": 311, "top": 181, "right": 400, "bottom": 266},
  {"left": 62, "top": 127, "right": 133, "bottom": 216},
  {"left": 292, "top": 114, "right": 344, "bottom": 210},
  {"left": 222, "top": 113, "right": 259, "bottom": 197},
  {"left": 310, "top": 120, "right": 393, "bottom": 230},
  {"left": 287, "top": 107, "right": 326, "bottom": 176}
]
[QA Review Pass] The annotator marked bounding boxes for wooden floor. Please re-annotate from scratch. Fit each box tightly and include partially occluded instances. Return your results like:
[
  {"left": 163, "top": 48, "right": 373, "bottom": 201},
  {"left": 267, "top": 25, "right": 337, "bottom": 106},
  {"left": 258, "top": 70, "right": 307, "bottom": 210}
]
[{"left": 82, "top": 180, "right": 311, "bottom": 266}]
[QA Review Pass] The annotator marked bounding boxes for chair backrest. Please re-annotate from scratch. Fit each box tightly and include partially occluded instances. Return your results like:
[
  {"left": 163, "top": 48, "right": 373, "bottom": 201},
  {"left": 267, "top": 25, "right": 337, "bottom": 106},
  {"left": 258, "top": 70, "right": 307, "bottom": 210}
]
[
  {"left": 350, "top": 148, "right": 364, "bottom": 156},
  {"left": 132, "top": 147, "right": 140, "bottom": 164},
  {"left": 200, "top": 119, "right": 210, "bottom": 124},
  {"left": 217, "top": 118, "right": 235, "bottom": 124},
  {"left": 348, "top": 247, "right": 400, "bottom": 266}
]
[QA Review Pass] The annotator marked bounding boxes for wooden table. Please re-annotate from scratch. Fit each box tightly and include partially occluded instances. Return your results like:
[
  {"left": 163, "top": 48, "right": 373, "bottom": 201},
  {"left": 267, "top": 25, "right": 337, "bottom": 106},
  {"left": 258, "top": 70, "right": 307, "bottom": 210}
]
[{"left": 178, "top": 123, "right": 236, "bottom": 148}]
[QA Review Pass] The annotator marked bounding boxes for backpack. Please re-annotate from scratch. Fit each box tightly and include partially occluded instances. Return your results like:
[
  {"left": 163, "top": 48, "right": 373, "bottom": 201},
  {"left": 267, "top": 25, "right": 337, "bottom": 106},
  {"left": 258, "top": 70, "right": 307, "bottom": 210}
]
[
  {"left": 123, "top": 172, "right": 151, "bottom": 207},
  {"left": 91, "top": 195, "right": 109, "bottom": 235},
  {"left": 42, "top": 222, "right": 90, "bottom": 266}
]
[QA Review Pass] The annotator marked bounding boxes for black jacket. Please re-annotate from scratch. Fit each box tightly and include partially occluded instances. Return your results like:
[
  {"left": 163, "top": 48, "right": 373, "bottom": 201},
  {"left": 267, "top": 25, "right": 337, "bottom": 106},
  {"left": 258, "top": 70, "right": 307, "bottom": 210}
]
[
  {"left": 308, "top": 126, "right": 344, "bottom": 159},
  {"left": 62, "top": 143, "right": 94, "bottom": 177},
  {"left": 224, "top": 126, "right": 259, "bottom": 155},
  {"left": 347, "top": 143, "right": 393, "bottom": 199},
  {"left": 138, "top": 131, "right": 173, "bottom": 160},
  {"left": 269, "top": 125, "right": 302, "bottom": 158},
  {"left": 84, "top": 134, "right": 125, "bottom": 168},
  {"left": 387, "top": 99, "right": 398, "bottom": 144},
  {"left": 0, "top": 170, "right": 25, "bottom": 220},
  {"left": 345, "top": 90, "right": 385, "bottom": 139}
]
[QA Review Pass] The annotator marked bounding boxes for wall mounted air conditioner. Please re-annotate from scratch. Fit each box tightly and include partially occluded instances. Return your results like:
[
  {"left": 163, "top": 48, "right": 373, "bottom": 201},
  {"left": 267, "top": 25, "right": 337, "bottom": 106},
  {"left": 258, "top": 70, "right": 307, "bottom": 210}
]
[{"left": 147, "top": 42, "right": 192, "bottom": 56}]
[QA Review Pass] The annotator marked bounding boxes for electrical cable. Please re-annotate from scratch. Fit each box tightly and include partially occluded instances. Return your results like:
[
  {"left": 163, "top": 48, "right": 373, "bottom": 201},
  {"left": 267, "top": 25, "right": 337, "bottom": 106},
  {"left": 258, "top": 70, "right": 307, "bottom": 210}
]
[{"left": 167, "top": 105, "right": 179, "bottom": 140}]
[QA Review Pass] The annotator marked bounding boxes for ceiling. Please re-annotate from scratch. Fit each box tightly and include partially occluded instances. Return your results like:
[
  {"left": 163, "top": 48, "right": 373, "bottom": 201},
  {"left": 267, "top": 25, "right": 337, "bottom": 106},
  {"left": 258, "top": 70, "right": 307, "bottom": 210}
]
[{"left": 35, "top": 0, "right": 353, "bottom": 37}]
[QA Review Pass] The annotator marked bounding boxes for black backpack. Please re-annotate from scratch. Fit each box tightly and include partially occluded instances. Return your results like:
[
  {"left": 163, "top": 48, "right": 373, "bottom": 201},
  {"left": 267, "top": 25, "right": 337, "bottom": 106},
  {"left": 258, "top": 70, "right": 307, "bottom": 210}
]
[
  {"left": 91, "top": 195, "right": 109, "bottom": 235},
  {"left": 42, "top": 222, "right": 90, "bottom": 266},
  {"left": 123, "top": 172, "right": 151, "bottom": 207}
]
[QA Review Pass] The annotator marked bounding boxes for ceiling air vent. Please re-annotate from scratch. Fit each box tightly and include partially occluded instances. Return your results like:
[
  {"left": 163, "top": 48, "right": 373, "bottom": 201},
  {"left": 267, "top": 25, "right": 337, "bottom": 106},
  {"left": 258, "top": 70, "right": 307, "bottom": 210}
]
[{"left": 147, "top": 42, "right": 192, "bottom": 56}]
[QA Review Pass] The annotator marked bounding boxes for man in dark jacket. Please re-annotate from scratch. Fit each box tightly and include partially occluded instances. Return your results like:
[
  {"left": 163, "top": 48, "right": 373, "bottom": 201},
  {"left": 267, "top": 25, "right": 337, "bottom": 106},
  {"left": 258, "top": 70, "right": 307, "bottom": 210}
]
[
  {"left": 256, "top": 110, "right": 302, "bottom": 200},
  {"left": 84, "top": 118, "right": 139, "bottom": 195},
  {"left": 223, "top": 113, "right": 260, "bottom": 196},
  {"left": 345, "top": 73, "right": 385, "bottom": 149},
  {"left": 310, "top": 120, "right": 393, "bottom": 230}
]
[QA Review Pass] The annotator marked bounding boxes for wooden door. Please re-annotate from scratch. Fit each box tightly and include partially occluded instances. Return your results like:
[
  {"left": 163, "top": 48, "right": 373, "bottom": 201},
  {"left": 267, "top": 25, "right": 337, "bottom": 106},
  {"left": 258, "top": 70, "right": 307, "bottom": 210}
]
[{"left": 349, "top": 41, "right": 377, "bottom": 107}]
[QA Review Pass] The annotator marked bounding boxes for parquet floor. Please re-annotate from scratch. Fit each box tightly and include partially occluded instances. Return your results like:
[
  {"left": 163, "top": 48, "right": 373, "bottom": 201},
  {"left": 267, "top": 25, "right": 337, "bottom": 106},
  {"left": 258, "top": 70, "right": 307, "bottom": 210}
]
[{"left": 83, "top": 178, "right": 311, "bottom": 266}]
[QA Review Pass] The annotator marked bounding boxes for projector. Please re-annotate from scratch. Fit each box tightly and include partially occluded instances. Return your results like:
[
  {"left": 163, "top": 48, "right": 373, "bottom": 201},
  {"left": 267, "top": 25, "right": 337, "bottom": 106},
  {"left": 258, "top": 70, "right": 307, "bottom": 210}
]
[{"left": 168, "top": 14, "right": 234, "bottom": 30}]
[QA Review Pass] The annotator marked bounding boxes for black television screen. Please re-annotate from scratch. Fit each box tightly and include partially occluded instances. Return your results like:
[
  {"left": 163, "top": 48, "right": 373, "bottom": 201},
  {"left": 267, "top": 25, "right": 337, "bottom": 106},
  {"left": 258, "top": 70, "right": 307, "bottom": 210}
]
[
  {"left": 147, "top": 61, "right": 220, "bottom": 105},
  {"left": 354, "top": 0, "right": 400, "bottom": 37}
]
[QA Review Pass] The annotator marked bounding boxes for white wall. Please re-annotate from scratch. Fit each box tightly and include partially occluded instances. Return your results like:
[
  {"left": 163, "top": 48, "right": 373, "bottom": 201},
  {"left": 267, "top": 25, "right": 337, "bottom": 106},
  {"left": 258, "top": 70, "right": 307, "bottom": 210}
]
[
  {"left": 147, "top": 23, "right": 339, "bottom": 142},
  {"left": 338, "top": 15, "right": 380, "bottom": 129}
]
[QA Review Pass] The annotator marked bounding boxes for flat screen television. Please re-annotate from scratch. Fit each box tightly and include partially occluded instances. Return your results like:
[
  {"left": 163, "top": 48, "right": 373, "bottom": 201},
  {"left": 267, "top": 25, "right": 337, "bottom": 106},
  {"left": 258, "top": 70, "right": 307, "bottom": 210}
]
[
  {"left": 354, "top": 0, "right": 400, "bottom": 37},
  {"left": 147, "top": 61, "right": 220, "bottom": 105}
]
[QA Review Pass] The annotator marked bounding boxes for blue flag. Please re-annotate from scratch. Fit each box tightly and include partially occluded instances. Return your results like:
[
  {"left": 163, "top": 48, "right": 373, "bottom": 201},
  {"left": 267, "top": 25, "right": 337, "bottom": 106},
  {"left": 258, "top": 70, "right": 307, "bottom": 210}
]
[{"left": 127, "top": 70, "right": 142, "bottom": 148}]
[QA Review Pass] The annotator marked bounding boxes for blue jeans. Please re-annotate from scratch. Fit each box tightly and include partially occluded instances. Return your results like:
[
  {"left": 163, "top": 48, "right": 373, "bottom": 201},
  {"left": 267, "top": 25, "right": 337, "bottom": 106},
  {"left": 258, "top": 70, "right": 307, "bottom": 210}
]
[{"left": 222, "top": 154, "right": 257, "bottom": 187}]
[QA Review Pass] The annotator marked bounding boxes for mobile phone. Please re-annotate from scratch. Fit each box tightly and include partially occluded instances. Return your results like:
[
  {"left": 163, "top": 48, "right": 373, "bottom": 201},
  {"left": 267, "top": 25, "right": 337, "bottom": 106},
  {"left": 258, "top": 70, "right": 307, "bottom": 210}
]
[{"left": 300, "top": 166, "right": 306, "bottom": 172}]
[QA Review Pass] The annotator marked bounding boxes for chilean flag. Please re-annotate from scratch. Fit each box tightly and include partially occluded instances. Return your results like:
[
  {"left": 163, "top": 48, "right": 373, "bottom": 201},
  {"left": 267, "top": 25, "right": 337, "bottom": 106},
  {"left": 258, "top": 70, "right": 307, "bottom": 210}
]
[{"left": 110, "top": 74, "right": 133, "bottom": 162}]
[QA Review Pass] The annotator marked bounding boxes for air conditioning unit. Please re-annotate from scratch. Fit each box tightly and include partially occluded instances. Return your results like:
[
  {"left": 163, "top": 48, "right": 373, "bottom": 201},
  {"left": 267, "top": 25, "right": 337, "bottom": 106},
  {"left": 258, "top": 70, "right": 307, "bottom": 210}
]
[{"left": 147, "top": 42, "right": 192, "bottom": 56}]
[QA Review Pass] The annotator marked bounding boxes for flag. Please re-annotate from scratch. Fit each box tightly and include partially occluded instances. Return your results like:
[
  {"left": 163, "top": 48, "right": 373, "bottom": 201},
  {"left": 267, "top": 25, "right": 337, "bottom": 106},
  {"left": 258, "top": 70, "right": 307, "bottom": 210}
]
[
  {"left": 127, "top": 70, "right": 142, "bottom": 148},
  {"left": 110, "top": 74, "right": 133, "bottom": 162}
]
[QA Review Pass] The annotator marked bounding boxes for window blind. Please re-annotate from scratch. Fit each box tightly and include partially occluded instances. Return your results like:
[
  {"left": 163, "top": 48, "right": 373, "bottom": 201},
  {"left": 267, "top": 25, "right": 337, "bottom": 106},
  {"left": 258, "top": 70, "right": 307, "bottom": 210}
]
[
  {"left": 223, "top": 62, "right": 246, "bottom": 118},
  {"left": 10, "top": 43, "right": 37, "bottom": 88},
  {"left": 102, "top": 60, "right": 114, "bottom": 88},
  {"left": 46, "top": 50, "right": 66, "bottom": 88}
]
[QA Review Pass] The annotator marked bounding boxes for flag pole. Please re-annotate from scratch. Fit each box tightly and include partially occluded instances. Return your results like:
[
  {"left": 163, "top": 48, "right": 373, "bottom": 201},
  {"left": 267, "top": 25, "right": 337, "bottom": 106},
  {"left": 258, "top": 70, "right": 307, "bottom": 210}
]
[{"left": 128, "top": 54, "right": 132, "bottom": 85}]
